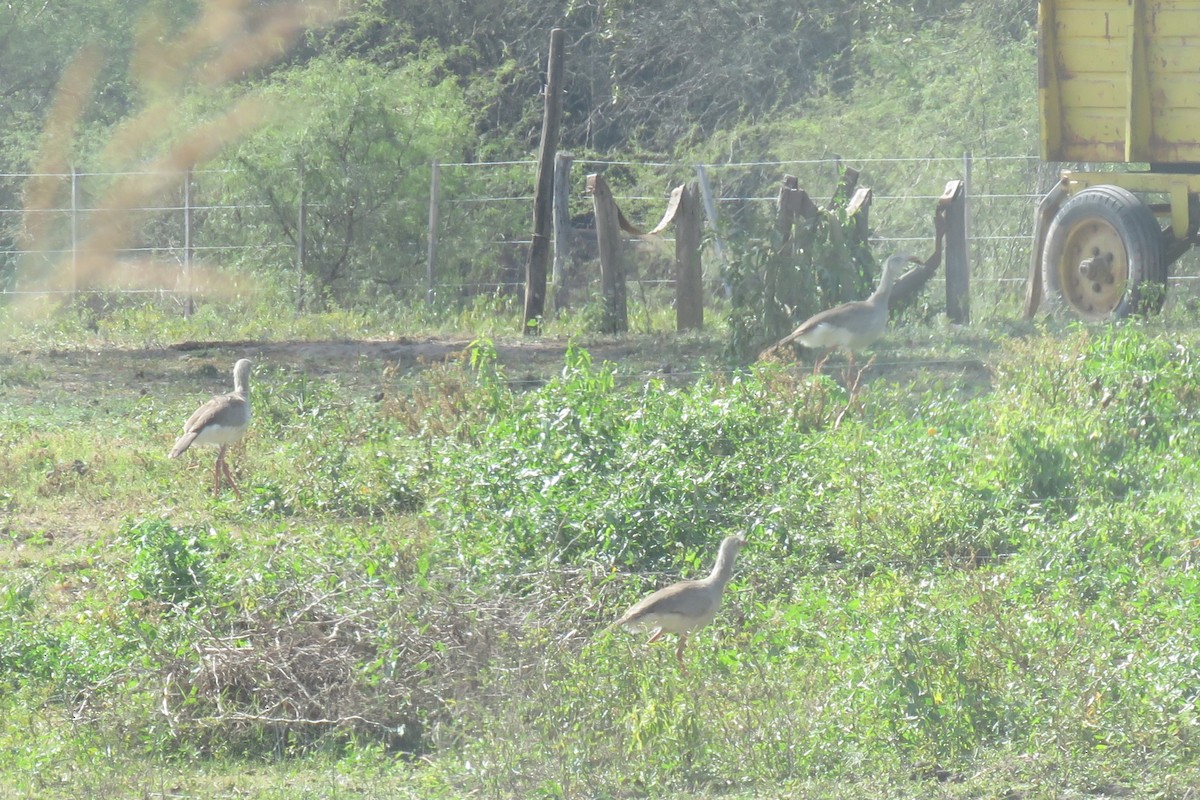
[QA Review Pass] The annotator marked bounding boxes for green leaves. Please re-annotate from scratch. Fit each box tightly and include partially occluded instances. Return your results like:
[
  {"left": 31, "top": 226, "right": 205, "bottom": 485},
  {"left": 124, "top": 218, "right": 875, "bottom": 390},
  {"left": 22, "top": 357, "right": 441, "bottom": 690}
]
[
  {"left": 429, "top": 351, "right": 818, "bottom": 574},
  {"left": 9, "top": 323, "right": 1200, "bottom": 792},
  {"left": 723, "top": 199, "right": 877, "bottom": 363},
  {"left": 121, "top": 517, "right": 211, "bottom": 606},
  {"left": 204, "top": 53, "right": 474, "bottom": 304}
]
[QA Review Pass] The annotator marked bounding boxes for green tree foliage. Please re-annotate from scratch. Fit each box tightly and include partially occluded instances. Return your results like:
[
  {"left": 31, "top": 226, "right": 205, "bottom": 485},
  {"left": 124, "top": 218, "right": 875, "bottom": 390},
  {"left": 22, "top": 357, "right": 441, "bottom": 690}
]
[
  {"left": 0, "top": 0, "right": 1040, "bottom": 168},
  {"left": 0, "top": 0, "right": 1043, "bottom": 309},
  {"left": 724, "top": 204, "right": 876, "bottom": 362},
  {"left": 323, "top": 0, "right": 1036, "bottom": 154},
  {"left": 0, "top": 0, "right": 145, "bottom": 159},
  {"left": 201, "top": 54, "right": 473, "bottom": 305},
  {"left": 0, "top": 0, "right": 146, "bottom": 273},
  {"left": 325, "top": 0, "right": 864, "bottom": 152}
]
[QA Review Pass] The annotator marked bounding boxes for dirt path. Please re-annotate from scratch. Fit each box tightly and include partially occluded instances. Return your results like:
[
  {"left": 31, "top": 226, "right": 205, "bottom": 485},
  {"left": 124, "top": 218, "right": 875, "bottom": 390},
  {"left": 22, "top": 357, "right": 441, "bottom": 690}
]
[
  {"left": 10, "top": 333, "right": 991, "bottom": 398},
  {"left": 6, "top": 335, "right": 725, "bottom": 401},
  {"left": 167, "top": 336, "right": 693, "bottom": 371}
]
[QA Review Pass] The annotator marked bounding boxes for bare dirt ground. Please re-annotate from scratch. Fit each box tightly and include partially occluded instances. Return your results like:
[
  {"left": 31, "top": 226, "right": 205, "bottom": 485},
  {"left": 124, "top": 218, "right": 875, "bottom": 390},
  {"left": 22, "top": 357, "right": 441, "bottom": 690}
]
[
  {"left": 13, "top": 334, "right": 727, "bottom": 393},
  {"left": 7, "top": 330, "right": 994, "bottom": 402},
  {"left": 169, "top": 334, "right": 717, "bottom": 374}
]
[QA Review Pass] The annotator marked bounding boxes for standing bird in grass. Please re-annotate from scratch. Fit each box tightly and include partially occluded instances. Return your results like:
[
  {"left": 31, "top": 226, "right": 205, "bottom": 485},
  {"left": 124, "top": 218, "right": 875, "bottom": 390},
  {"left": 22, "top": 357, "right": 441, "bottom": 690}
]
[
  {"left": 169, "top": 358, "right": 253, "bottom": 498},
  {"left": 613, "top": 535, "right": 746, "bottom": 672},
  {"left": 761, "top": 253, "right": 921, "bottom": 362}
]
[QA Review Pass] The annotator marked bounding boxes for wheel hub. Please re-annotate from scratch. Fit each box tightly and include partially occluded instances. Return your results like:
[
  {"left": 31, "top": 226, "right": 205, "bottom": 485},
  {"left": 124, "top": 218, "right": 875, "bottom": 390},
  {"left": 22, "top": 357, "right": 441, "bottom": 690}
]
[
  {"left": 1041, "top": 184, "right": 1167, "bottom": 320},
  {"left": 1079, "top": 252, "right": 1115, "bottom": 284},
  {"left": 1058, "top": 219, "right": 1130, "bottom": 318}
]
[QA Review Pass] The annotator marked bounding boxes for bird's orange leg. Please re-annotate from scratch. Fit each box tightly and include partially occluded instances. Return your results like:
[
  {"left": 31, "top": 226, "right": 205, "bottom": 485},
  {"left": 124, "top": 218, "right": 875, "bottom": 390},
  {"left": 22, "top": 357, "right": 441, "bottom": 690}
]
[
  {"left": 220, "top": 455, "right": 242, "bottom": 498},
  {"left": 213, "top": 445, "right": 242, "bottom": 497},
  {"left": 675, "top": 634, "right": 689, "bottom": 672},
  {"left": 212, "top": 446, "right": 225, "bottom": 495}
]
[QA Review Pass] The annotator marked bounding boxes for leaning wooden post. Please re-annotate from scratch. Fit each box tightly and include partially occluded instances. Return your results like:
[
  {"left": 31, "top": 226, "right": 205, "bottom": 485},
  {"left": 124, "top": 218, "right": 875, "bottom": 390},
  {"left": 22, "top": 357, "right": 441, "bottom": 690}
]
[
  {"left": 943, "top": 179, "right": 970, "bottom": 324},
  {"left": 522, "top": 27, "right": 566, "bottom": 336},
  {"left": 846, "top": 185, "right": 873, "bottom": 254},
  {"left": 675, "top": 181, "right": 704, "bottom": 330},
  {"left": 551, "top": 151, "right": 574, "bottom": 312},
  {"left": 588, "top": 173, "right": 627, "bottom": 333},
  {"left": 1023, "top": 178, "right": 1070, "bottom": 318}
]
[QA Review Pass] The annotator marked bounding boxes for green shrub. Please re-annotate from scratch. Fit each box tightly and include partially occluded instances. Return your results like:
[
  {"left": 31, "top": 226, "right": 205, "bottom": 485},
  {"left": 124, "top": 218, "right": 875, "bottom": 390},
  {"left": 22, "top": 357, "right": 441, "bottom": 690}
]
[{"left": 121, "top": 518, "right": 211, "bottom": 606}]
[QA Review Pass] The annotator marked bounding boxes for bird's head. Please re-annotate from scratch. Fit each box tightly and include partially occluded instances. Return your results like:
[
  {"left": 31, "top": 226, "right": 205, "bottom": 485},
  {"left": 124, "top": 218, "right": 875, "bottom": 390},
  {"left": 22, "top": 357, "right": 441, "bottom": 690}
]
[
  {"left": 884, "top": 252, "right": 920, "bottom": 276},
  {"left": 720, "top": 535, "right": 747, "bottom": 558},
  {"left": 879, "top": 252, "right": 924, "bottom": 290},
  {"left": 233, "top": 358, "right": 253, "bottom": 391}
]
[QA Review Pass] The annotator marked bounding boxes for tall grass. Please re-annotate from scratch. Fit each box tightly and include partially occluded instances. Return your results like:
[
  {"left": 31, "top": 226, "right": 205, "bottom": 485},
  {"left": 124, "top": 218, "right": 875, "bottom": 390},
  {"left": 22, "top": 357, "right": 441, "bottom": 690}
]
[{"left": 4, "top": 321, "right": 1200, "bottom": 796}]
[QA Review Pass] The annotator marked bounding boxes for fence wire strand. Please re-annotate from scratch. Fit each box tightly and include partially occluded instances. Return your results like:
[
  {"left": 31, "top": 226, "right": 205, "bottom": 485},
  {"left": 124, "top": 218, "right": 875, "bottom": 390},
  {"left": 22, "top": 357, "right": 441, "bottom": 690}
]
[{"left": 4, "top": 154, "right": 1197, "bottom": 310}]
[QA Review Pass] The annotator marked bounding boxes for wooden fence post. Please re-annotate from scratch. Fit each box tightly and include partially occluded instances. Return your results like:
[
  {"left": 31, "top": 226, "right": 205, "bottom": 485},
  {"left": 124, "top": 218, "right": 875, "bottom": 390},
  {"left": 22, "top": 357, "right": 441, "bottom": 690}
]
[
  {"left": 551, "top": 151, "right": 574, "bottom": 312},
  {"left": 296, "top": 158, "right": 307, "bottom": 311},
  {"left": 588, "top": 173, "right": 627, "bottom": 333},
  {"left": 832, "top": 166, "right": 859, "bottom": 206},
  {"left": 776, "top": 175, "right": 799, "bottom": 251},
  {"left": 944, "top": 179, "right": 970, "bottom": 323},
  {"left": 675, "top": 181, "right": 703, "bottom": 330},
  {"left": 962, "top": 150, "right": 972, "bottom": 280},
  {"left": 426, "top": 159, "right": 439, "bottom": 304},
  {"left": 847, "top": 185, "right": 872, "bottom": 246},
  {"left": 776, "top": 175, "right": 817, "bottom": 245},
  {"left": 768, "top": 175, "right": 826, "bottom": 334},
  {"left": 693, "top": 164, "right": 726, "bottom": 263},
  {"left": 522, "top": 27, "right": 566, "bottom": 335}
]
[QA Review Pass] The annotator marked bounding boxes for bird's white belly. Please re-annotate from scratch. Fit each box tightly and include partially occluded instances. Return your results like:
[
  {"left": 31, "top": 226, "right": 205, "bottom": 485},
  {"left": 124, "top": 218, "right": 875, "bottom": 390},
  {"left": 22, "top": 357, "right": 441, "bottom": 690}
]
[
  {"left": 799, "top": 323, "right": 860, "bottom": 349},
  {"left": 644, "top": 609, "right": 717, "bottom": 634},
  {"left": 192, "top": 423, "right": 246, "bottom": 447}
]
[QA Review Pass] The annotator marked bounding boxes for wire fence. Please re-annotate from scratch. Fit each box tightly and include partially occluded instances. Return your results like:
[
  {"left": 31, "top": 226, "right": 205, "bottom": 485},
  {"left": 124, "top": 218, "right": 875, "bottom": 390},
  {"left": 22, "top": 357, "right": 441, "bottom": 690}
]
[
  {"left": 3, "top": 154, "right": 1198, "bottom": 316},
  {"left": 430, "top": 153, "right": 1052, "bottom": 316}
]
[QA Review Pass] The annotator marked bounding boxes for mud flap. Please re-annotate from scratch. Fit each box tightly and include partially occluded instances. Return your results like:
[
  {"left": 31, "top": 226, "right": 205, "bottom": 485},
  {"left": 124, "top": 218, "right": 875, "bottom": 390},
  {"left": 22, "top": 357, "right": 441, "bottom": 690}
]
[{"left": 1023, "top": 177, "right": 1071, "bottom": 319}]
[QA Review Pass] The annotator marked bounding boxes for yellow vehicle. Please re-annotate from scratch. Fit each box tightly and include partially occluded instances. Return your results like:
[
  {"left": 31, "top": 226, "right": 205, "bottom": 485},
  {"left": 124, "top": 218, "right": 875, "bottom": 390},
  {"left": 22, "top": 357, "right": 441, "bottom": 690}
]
[{"left": 1027, "top": 0, "right": 1200, "bottom": 319}]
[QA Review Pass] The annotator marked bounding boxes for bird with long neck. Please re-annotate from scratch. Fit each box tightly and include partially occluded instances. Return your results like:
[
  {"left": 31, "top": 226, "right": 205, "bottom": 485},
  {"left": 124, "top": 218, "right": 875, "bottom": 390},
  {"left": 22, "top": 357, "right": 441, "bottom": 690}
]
[
  {"left": 762, "top": 253, "right": 921, "bottom": 361},
  {"left": 169, "top": 358, "right": 253, "bottom": 497},
  {"left": 613, "top": 535, "right": 746, "bottom": 671}
]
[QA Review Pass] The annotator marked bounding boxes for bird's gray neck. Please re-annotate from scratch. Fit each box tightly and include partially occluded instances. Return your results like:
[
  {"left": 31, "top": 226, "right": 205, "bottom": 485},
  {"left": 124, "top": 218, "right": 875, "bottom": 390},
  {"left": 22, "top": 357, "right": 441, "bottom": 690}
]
[
  {"left": 870, "top": 267, "right": 896, "bottom": 302},
  {"left": 707, "top": 549, "right": 738, "bottom": 587},
  {"left": 233, "top": 364, "right": 251, "bottom": 397}
]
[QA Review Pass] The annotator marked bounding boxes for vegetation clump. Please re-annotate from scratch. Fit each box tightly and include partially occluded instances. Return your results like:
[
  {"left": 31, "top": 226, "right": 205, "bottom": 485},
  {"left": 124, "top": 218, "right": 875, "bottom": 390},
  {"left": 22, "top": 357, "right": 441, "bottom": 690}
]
[
  {"left": 4, "top": 323, "right": 1200, "bottom": 796},
  {"left": 7, "top": 0, "right": 1200, "bottom": 796}
]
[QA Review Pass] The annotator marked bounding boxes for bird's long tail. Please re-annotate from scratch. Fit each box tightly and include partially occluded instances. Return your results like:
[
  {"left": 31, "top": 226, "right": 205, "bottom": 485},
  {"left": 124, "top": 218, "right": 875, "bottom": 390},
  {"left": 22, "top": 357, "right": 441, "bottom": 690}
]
[
  {"left": 168, "top": 432, "right": 198, "bottom": 459},
  {"left": 758, "top": 328, "right": 803, "bottom": 361}
]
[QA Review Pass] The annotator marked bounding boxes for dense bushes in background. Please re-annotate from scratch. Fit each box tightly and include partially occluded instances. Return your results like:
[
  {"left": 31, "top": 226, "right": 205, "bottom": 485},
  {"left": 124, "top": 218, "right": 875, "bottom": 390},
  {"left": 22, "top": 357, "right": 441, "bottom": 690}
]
[{"left": 0, "top": 0, "right": 1040, "bottom": 309}]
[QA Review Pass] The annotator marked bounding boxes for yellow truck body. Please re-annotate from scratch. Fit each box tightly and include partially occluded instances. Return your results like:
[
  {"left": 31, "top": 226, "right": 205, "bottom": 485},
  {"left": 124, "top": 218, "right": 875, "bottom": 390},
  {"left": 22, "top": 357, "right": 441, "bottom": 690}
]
[
  {"left": 1027, "top": 0, "right": 1200, "bottom": 320},
  {"left": 1040, "top": 0, "right": 1200, "bottom": 164}
]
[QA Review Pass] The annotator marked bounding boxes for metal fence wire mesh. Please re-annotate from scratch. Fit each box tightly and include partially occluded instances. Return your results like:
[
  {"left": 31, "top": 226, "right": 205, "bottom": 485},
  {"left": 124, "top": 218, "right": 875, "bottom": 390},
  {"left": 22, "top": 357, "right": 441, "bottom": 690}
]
[{"left": 3, "top": 155, "right": 1195, "bottom": 316}]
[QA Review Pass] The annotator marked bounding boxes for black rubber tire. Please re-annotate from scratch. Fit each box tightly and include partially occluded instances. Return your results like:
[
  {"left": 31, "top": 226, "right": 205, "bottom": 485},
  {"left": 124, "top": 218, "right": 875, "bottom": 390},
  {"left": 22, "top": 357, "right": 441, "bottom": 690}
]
[{"left": 1041, "top": 185, "right": 1166, "bottom": 320}]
